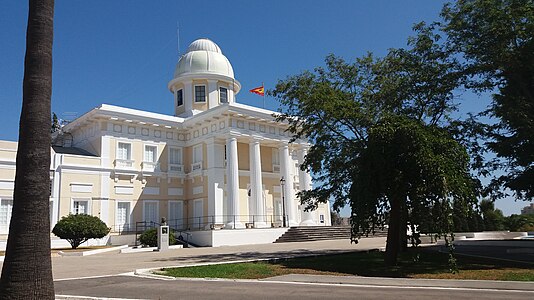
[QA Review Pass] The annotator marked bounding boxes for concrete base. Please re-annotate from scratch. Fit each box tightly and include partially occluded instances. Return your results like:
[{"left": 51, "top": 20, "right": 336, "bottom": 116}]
[
  {"left": 186, "top": 227, "right": 290, "bottom": 247},
  {"left": 226, "top": 221, "right": 245, "bottom": 229}
]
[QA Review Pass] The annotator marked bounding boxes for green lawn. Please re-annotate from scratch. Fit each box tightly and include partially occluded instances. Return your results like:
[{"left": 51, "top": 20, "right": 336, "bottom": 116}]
[{"left": 160, "top": 249, "right": 534, "bottom": 281}]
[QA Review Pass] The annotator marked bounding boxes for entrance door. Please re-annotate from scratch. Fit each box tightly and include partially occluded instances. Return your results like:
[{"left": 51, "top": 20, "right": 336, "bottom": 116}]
[
  {"left": 116, "top": 202, "right": 131, "bottom": 232},
  {"left": 0, "top": 198, "right": 13, "bottom": 234},
  {"left": 169, "top": 201, "right": 184, "bottom": 230}
]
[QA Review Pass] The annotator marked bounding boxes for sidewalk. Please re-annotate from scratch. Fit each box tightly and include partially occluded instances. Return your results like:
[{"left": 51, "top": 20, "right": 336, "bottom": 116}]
[{"left": 264, "top": 274, "right": 534, "bottom": 291}]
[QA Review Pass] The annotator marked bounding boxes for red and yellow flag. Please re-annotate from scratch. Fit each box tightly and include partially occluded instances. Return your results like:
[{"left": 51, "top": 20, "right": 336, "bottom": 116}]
[{"left": 249, "top": 85, "right": 264, "bottom": 96}]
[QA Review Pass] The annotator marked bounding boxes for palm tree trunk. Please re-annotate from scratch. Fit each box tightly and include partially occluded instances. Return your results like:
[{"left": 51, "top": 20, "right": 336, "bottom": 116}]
[{"left": 0, "top": 0, "right": 55, "bottom": 299}]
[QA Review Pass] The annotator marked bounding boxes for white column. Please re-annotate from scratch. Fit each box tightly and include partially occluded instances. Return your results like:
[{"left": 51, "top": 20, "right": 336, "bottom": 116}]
[
  {"left": 99, "top": 136, "right": 111, "bottom": 225},
  {"left": 206, "top": 138, "right": 225, "bottom": 226},
  {"left": 207, "top": 79, "right": 218, "bottom": 109},
  {"left": 298, "top": 147, "right": 315, "bottom": 226},
  {"left": 250, "top": 138, "right": 267, "bottom": 227},
  {"left": 183, "top": 80, "right": 193, "bottom": 117},
  {"left": 226, "top": 136, "right": 244, "bottom": 228},
  {"left": 280, "top": 143, "right": 297, "bottom": 226}
]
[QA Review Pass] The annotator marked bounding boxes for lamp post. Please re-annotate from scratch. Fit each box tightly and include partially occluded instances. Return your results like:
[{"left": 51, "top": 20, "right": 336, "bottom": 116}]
[{"left": 280, "top": 177, "right": 287, "bottom": 227}]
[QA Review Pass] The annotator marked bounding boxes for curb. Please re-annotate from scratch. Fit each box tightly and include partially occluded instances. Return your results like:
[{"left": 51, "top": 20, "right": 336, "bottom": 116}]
[
  {"left": 120, "top": 244, "right": 183, "bottom": 254},
  {"left": 58, "top": 245, "right": 129, "bottom": 257}
]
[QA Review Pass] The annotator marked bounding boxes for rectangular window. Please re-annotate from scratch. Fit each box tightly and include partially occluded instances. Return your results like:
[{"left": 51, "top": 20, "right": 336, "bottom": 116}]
[
  {"left": 143, "top": 201, "right": 159, "bottom": 224},
  {"left": 144, "top": 145, "right": 157, "bottom": 163},
  {"left": 219, "top": 87, "right": 228, "bottom": 103},
  {"left": 73, "top": 200, "right": 88, "bottom": 215},
  {"left": 193, "top": 144, "right": 202, "bottom": 163},
  {"left": 272, "top": 148, "right": 280, "bottom": 165},
  {"left": 117, "top": 142, "right": 131, "bottom": 160},
  {"left": 176, "top": 89, "right": 183, "bottom": 107},
  {"left": 320, "top": 214, "right": 325, "bottom": 224},
  {"left": 169, "top": 201, "right": 184, "bottom": 229},
  {"left": 169, "top": 147, "right": 182, "bottom": 165},
  {"left": 194, "top": 85, "right": 206, "bottom": 103}
]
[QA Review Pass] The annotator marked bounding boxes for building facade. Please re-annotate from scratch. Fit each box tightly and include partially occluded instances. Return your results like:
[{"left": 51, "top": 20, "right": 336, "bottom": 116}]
[{"left": 0, "top": 39, "right": 331, "bottom": 241}]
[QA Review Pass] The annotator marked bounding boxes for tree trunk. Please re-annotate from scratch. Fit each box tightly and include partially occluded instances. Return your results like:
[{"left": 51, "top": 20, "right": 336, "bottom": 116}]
[
  {"left": 385, "top": 196, "right": 402, "bottom": 266},
  {"left": 0, "top": 0, "right": 55, "bottom": 299},
  {"left": 399, "top": 201, "right": 408, "bottom": 252}
]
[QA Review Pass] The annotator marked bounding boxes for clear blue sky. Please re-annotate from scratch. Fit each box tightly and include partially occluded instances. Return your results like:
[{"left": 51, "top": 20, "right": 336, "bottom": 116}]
[{"left": 0, "top": 1, "right": 527, "bottom": 215}]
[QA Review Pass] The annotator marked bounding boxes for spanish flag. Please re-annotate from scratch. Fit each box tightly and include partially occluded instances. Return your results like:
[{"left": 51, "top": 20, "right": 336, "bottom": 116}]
[{"left": 249, "top": 84, "right": 264, "bottom": 96}]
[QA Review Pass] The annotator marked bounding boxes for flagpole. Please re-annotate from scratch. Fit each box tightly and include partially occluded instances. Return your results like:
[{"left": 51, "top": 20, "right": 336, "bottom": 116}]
[{"left": 262, "top": 82, "right": 265, "bottom": 109}]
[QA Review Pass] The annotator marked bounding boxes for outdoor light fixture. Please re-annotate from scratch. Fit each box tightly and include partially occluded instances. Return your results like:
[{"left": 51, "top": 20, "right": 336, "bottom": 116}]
[{"left": 280, "top": 177, "right": 287, "bottom": 227}]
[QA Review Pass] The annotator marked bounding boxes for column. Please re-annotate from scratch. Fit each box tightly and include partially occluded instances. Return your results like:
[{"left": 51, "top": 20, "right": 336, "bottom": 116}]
[
  {"left": 280, "top": 143, "right": 297, "bottom": 226},
  {"left": 226, "top": 136, "right": 244, "bottom": 228},
  {"left": 183, "top": 80, "right": 193, "bottom": 117},
  {"left": 250, "top": 138, "right": 267, "bottom": 227},
  {"left": 298, "top": 146, "right": 315, "bottom": 226},
  {"left": 206, "top": 138, "right": 225, "bottom": 225},
  {"left": 207, "top": 79, "right": 218, "bottom": 109}
]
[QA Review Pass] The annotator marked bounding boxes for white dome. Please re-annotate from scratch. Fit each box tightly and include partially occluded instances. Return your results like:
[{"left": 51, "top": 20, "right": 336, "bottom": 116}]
[
  {"left": 173, "top": 39, "right": 234, "bottom": 79},
  {"left": 186, "top": 38, "right": 222, "bottom": 53}
]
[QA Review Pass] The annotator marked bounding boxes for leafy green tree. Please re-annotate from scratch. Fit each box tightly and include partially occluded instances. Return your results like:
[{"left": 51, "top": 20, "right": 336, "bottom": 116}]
[
  {"left": 52, "top": 214, "right": 110, "bottom": 249},
  {"left": 479, "top": 199, "right": 506, "bottom": 230},
  {"left": 0, "top": 0, "right": 56, "bottom": 298},
  {"left": 272, "top": 26, "right": 478, "bottom": 265},
  {"left": 505, "top": 214, "right": 534, "bottom": 231},
  {"left": 442, "top": 0, "right": 534, "bottom": 200},
  {"left": 51, "top": 112, "right": 61, "bottom": 133}
]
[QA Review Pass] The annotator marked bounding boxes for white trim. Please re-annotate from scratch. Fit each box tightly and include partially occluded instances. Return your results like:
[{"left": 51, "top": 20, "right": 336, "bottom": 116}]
[
  {"left": 0, "top": 180, "right": 14, "bottom": 190},
  {"left": 69, "top": 183, "right": 93, "bottom": 193}
]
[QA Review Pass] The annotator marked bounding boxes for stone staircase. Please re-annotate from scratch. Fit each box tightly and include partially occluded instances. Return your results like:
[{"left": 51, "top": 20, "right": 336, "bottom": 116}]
[{"left": 274, "top": 226, "right": 387, "bottom": 243}]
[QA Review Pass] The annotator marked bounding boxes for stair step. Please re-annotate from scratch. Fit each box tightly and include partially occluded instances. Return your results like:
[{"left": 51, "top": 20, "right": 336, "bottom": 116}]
[{"left": 274, "top": 226, "right": 387, "bottom": 243}]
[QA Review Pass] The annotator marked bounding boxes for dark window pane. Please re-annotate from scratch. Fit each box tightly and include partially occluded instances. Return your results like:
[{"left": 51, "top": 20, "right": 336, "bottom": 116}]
[
  {"left": 195, "top": 86, "right": 206, "bottom": 102},
  {"left": 220, "top": 87, "right": 228, "bottom": 103},
  {"left": 176, "top": 89, "right": 183, "bottom": 107}
]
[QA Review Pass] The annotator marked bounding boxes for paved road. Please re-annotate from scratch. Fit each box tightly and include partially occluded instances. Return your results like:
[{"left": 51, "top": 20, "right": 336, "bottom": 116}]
[
  {"left": 4, "top": 237, "right": 534, "bottom": 299},
  {"left": 55, "top": 275, "right": 534, "bottom": 300}
]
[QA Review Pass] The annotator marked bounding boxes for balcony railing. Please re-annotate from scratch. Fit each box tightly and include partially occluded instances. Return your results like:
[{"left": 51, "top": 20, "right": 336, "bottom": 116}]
[
  {"left": 272, "top": 164, "right": 281, "bottom": 173},
  {"left": 114, "top": 159, "right": 135, "bottom": 169},
  {"left": 169, "top": 164, "right": 184, "bottom": 173},
  {"left": 191, "top": 161, "right": 202, "bottom": 172},
  {"left": 142, "top": 161, "right": 160, "bottom": 172}
]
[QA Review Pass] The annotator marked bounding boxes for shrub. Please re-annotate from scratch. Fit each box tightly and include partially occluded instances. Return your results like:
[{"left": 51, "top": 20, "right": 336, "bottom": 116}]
[
  {"left": 138, "top": 227, "right": 177, "bottom": 247},
  {"left": 52, "top": 214, "right": 110, "bottom": 249}
]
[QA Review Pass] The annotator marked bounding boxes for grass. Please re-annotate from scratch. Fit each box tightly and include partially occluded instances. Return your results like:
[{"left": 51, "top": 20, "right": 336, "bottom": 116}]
[{"left": 160, "top": 249, "right": 534, "bottom": 281}]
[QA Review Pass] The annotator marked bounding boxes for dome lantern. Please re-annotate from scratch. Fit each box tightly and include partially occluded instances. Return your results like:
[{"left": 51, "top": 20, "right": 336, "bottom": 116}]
[{"left": 168, "top": 38, "right": 241, "bottom": 117}]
